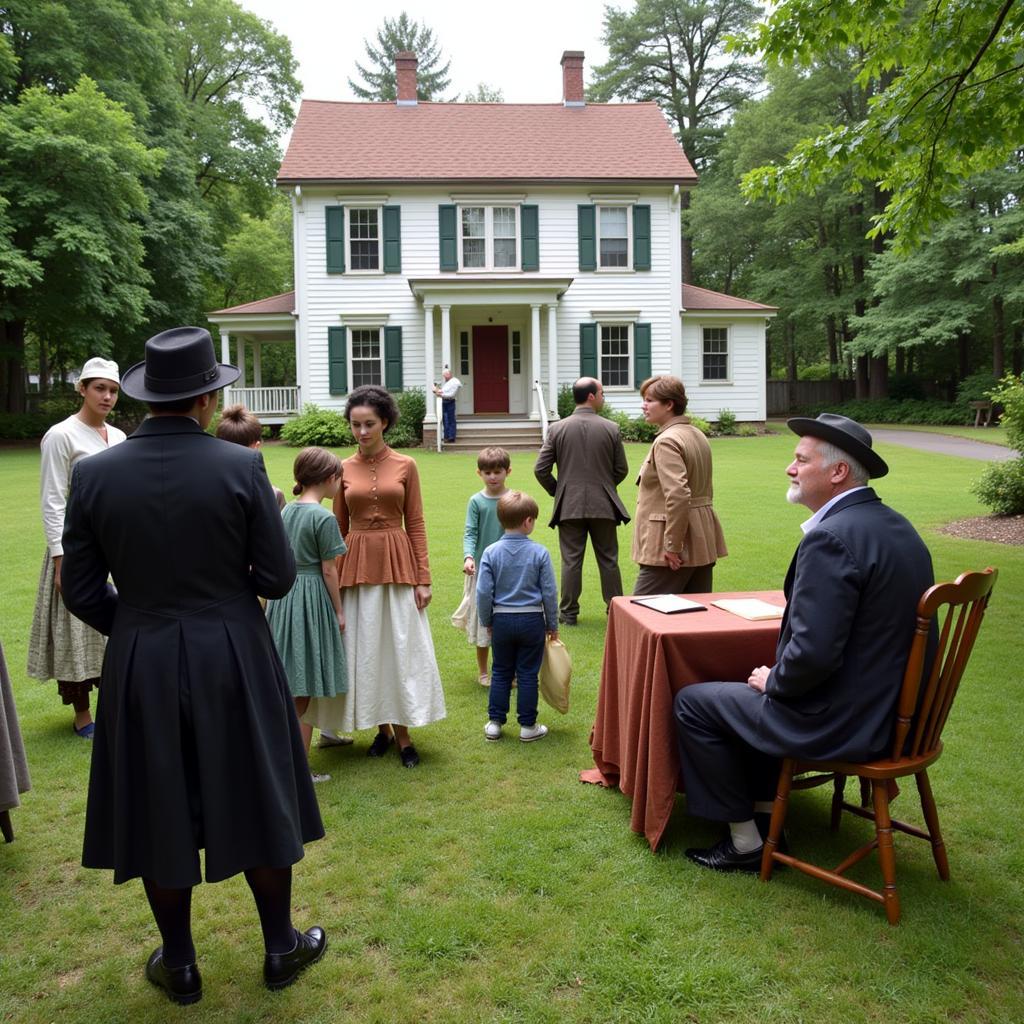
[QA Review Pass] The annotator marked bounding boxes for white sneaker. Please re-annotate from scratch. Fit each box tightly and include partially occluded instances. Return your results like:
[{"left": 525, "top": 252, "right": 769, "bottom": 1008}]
[
  {"left": 310, "top": 772, "right": 331, "bottom": 783},
  {"left": 484, "top": 720, "right": 503, "bottom": 741},
  {"left": 478, "top": 673, "right": 491, "bottom": 688},
  {"left": 317, "top": 731, "right": 353, "bottom": 748},
  {"left": 519, "top": 723, "right": 548, "bottom": 743}
]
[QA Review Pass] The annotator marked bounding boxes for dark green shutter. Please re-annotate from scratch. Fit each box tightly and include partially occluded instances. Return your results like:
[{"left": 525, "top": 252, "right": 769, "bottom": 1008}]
[
  {"left": 633, "top": 205, "right": 651, "bottom": 271},
  {"left": 577, "top": 205, "right": 596, "bottom": 271},
  {"left": 383, "top": 205, "right": 401, "bottom": 273},
  {"left": 521, "top": 204, "right": 539, "bottom": 271},
  {"left": 328, "top": 326, "right": 347, "bottom": 393},
  {"left": 579, "top": 322, "right": 598, "bottom": 378},
  {"left": 326, "top": 207, "right": 345, "bottom": 274},
  {"left": 634, "top": 323, "right": 652, "bottom": 385},
  {"left": 439, "top": 205, "right": 457, "bottom": 271},
  {"left": 384, "top": 326, "right": 403, "bottom": 389}
]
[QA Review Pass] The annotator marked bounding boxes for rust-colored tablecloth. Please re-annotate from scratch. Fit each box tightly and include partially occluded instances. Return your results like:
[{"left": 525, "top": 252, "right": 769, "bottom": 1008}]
[{"left": 584, "top": 591, "right": 784, "bottom": 851}]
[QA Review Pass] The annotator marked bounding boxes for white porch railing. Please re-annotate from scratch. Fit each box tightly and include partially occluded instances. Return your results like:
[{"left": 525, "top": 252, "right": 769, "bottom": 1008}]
[
  {"left": 533, "top": 379, "right": 549, "bottom": 443},
  {"left": 434, "top": 393, "right": 444, "bottom": 452},
  {"left": 228, "top": 386, "right": 299, "bottom": 417}
]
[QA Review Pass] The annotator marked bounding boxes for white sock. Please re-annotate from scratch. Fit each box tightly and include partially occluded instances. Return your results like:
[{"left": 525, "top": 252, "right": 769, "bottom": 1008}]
[
  {"left": 729, "top": 819, "right": 763, "bottom": 853},
  {"left": 753, "top": 801, "right": 774, "bottom": 815}
]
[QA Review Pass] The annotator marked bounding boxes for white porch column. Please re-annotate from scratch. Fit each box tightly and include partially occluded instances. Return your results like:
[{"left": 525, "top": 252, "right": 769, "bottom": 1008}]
[
  {"left": 546, "top": 302, "right": 559, "bottom": 419},
  {"left": 423, "top": 304, "right": 436, "bottom": 423},
  {"left": 252, "top": 342, "right": 262, "bottom": 389},
  {"left": 221, "top": 331, "right": 232, "bottom": 406},
  {"left": 530, "top": 303, "right": 542, "bottom": 420},
  {"left": 440, "top": 304, "right": 452, "bottom": 372},
  {"left": 235, "top": 335, "right": 247, "bottom": 390}
]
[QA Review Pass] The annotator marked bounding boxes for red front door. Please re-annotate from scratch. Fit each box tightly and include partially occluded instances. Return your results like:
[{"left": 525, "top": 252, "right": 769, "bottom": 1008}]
[{"left": 472, "top": 325, "right": 508, "bottom": 413}]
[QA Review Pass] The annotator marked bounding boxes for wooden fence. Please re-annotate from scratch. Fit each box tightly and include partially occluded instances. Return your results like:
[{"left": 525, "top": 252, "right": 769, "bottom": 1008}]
[{"left": 767, "top": 379, "right": 856, "bottom": 416}]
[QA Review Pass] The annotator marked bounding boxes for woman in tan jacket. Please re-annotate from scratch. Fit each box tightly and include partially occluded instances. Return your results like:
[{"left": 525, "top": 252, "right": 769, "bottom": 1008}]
[{"left": 632, "top": 375, "right": 727, "bottom": 595}]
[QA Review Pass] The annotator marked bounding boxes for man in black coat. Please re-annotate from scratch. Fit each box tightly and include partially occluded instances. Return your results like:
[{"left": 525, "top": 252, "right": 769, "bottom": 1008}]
[
  {"left": 534, "top": 377, "right": 630, "bottom": 625},
  {"left": 674, "top": 414, "right": 934, "bottom": 872},
  {"left": 61, "top": 327, "right": 327, "bottom": 1003}
]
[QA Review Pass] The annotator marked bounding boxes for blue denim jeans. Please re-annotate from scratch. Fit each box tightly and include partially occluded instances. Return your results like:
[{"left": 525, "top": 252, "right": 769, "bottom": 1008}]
[
  {"left": 442, "top": 399, "right": 457, "bottom": 441},
  {"left": 488, "top": 612, "right": 545, "bottom": 726}
]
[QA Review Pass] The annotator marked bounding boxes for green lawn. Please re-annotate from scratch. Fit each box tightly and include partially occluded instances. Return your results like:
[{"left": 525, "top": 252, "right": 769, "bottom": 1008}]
[{"left": 1, "top": 436, "right": 1022, "bottom": 1024}]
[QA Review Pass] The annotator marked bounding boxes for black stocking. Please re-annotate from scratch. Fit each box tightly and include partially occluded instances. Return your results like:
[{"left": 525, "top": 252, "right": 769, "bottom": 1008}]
[
  {"left": 142, "top": 878, "right": 195, "bottom": 968},
  {"left": 244, "top": 866, "right": 295, "bottom": 955}
]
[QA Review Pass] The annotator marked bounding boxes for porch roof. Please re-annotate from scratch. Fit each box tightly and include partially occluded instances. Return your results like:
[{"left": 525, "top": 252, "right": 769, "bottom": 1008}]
[
  {"left": 206, "top": 291, "right": 296, "bottom": 338},
  {"left": 407, "top": 275, "right": 574, "bottom": 306}
]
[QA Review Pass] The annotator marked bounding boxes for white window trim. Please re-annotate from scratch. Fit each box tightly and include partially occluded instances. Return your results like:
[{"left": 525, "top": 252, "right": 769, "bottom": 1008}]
[
  {"left": 349, "top": 326, "right": 385, "bottom": 389},
  {"left": 598, "top": 321, "right": 633, "bottom": 392},
  {"left": 457, "top": 205, "right": 522, "bottom": 273},
  {"left": 596, "top": 204, "right": 633, "bottom": 273},
  {"left": 699, "top": 324, "right": 732, "bottom": 385},
  {"left": 346, "top": 205, "right": 383, "bottom": 275}
]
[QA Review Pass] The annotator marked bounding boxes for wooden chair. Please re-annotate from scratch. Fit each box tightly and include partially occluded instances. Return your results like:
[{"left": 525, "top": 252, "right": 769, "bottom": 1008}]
[{"left": 759, "top": 567, "right": 998, "bottom": 925}]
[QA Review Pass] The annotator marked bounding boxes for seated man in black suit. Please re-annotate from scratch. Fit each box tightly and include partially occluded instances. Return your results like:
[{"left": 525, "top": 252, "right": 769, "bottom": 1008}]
[{"left": 674, "top": 414, "right": 934, "bottom": 871}]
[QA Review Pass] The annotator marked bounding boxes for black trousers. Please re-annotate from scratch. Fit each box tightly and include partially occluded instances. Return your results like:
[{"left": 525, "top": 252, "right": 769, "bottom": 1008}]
[
  {"left": 556, "top": 518, "right": 622, "bottom": 619},
  {"left": 633, "top": 562, "right": 714, "bottom": 596}
]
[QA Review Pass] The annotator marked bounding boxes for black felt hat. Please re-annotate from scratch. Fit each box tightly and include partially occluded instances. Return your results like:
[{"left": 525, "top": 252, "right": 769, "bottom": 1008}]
[
  {"left": 121, "top": 327, "right": 240, "bottom": 403},
  {"left": 786, "top": 412, "right": 889, "bottom": 478}
]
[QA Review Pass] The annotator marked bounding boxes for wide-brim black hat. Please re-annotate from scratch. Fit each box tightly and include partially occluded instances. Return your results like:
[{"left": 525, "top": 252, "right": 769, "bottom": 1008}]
[
  {"left": 121, "top": 327, "right": 240, "bottom": 402},
  {"left": 787, "top": 412, "right": 889, "bottom": 478}
]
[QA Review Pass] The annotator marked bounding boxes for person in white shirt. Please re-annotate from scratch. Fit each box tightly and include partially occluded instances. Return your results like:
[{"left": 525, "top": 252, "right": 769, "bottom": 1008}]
[
  {"left": 432, "top": 368, "right": 463, "bottom": 443},
  {"left": 27, "top": 357, "right": 126, "bottom": 739}
]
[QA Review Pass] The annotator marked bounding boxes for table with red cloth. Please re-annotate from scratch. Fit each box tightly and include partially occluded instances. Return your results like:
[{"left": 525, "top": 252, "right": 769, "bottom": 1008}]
[{"left": 582, "top": 591, "right": 785, "bottom": 851}]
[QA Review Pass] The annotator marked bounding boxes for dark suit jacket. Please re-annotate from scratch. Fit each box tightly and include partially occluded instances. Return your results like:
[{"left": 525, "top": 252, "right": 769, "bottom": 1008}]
[
  {"left": 61, "top": 416, "right": 321, "bottom": 888},
  {"left": 761, "top": 488, "right": 934, "bottom": 761},
  {"left": 534, "top": 406, "right": 629, "bottom": 526}
]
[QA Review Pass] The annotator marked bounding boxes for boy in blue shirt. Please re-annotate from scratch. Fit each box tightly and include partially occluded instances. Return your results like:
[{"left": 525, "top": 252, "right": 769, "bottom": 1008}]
[{"left": 476, "top": 490, "right": 559, "bottom": 742}]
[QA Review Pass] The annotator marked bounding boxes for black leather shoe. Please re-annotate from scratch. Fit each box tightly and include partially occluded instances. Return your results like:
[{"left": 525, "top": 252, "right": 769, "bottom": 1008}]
[
  {"left": 399, "top": 743, "right": 420, "bottom": 768},
  {"left": 685, "top": 837, "right": 763, "bottom": 873},
  {"left": 366, "top": 731, "right": 394, "bottom": 758},
  {"left": 146, "top": 947, "right": 202, "bottom": 1005},
  {"left": 264, "top": 927, "right": 327, "bottom": 991},
  {"left": 558, "top": 614, "right": 578, "bottom": 626}
]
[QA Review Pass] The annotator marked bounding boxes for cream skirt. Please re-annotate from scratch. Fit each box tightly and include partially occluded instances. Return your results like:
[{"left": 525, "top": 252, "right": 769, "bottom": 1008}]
[
  {"left": 304, "top": 583, "right": 446, "bottom": 733},
  {"left": 450, "top": 573, "right": 491, "bottom": 648}
]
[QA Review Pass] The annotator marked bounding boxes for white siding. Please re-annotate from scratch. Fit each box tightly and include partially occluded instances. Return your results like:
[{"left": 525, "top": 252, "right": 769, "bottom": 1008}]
[{"left": 681, "top": 317, "right": 768, "bottom": 422}]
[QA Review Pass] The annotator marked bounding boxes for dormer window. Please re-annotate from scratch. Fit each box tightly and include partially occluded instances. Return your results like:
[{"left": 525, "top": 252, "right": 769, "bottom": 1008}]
[{"left": 459, "top": 206, "right": 519, "bottom": 270}]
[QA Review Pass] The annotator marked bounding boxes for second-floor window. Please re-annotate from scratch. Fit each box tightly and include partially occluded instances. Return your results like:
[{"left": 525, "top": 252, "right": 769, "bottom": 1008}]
[
  {"left": 598, "top": 206, "right": 629, "bottom": 268},
  {"left": 460, "top": 206, "right": 519, "bottom": 270},
  {"left": 349, "top": 208, "right": 380, "bottom": 271}
]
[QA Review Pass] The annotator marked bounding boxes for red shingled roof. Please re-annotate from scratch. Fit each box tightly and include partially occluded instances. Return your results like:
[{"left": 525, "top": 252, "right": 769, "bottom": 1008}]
[
  {"left": 278, "top": 101, "right": 697, "bottom": 185},
  {"left": 682, "top": 283, "right": 777, "bottom": 312},
  {"left": 208, "top": 291, "right": 296, "bottom": 316}
]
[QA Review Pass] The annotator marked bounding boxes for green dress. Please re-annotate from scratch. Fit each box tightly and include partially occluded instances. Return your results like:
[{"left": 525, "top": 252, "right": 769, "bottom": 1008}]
[{"left": 267, "top": 502, "right": 348, "bottom": 699}]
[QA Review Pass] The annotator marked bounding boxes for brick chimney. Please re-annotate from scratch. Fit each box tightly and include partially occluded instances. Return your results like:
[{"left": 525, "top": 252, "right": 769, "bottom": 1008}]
[
  {"left": 396, "top": 51, "right": 418, "bottom": 105},
  {"left": 561, "top": 50, "right": 585, "bottom": 106}
]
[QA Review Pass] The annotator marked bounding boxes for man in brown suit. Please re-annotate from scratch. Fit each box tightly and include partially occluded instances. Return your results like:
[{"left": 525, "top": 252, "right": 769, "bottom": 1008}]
[{"left": 534, "top": 378, "right": 629, "bottom": 625}]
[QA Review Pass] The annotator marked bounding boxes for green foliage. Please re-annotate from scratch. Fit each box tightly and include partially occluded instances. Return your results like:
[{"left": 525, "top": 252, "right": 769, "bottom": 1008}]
[
  {"left": 391, "top": 387, "right": 427, "bottom": 446},
  {"left": 741, "top": 1, "right": 1024, "bottom": 248},
  {"left": 688, "top": 414, "right": 712, "bottom": 436},
  {"left": 280, "top": 404, "right": 353, "bottom": 448},
  {"left": 971, "top": 457, "right": 1024, "bottom": 516},
  {"left": 557, "top": 384, "right": 575, "bottom": 420},
  {"left": 0, "top": 412, "right": 52, "bottom": 439},
  {"left": 715, "top": 409, "right": 738, "bottom": 435},
  {"left": 462, "top": 83, "right": 503, "bottom": 102},
  {"left": 602, "top": 409, "right": 659, "bottom": 443},
  {"left": 797, "top": 363, "right": 834, "bottom": 381},
  {"left": 737, "top": 423, "right": 758, "bottom": 437},
  {"left": 956, "top": 371, "right": 1000, "bottom": 407},
  {"left": 989, "top": 373, "right": 1024, "bottom": 453},
  {"left": 799, "top": 398, "right": 969, "bottom": 426},
  {"left": 349, "top": 12, "right": 452, "bottom": 101}
]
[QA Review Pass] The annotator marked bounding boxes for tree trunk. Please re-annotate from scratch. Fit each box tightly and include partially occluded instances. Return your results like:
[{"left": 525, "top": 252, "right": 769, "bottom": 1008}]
[
  {"left": 38, "top": 338, "right": 50, "bottom": 400},
  {"left": 1, "top": 320, "right": 28, "bottom": 414},
  {"left": 855, "top": 355, "right": 869, "bottom": 398},
  {"left": 786, "top": 321, "right": 797, "bottom": 385},
  {"left": 1012, "top": 325, "right": 1022, "bottom": 376},
  {"left": 895, "top": 347, "right": 905, "bottom": 375},
  {"left": 957, "top": 333, "right": 970, "bottom": 380},
  {"left": 826, "top": 315, "right": 839, "bottom": 377},
  {"left": 869, "top": 354, "right": 888, "bottom": 399},
  {"left": 992, "top": 292, "right": 1005, "bottom": 379}
]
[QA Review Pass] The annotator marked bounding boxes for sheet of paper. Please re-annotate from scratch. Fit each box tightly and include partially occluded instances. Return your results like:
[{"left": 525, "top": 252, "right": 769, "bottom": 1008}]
[
  {"left": 710, "top": 598, "right": 785, "bottom": 621},
  {"left": 630, "top": 594, "right": 707, "bottom": 615}
]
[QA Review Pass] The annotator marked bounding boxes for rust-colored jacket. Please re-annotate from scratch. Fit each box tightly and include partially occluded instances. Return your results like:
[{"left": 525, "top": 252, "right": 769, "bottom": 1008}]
[{"left": 631, "top": 416, "right": 727, "bottom": 567}]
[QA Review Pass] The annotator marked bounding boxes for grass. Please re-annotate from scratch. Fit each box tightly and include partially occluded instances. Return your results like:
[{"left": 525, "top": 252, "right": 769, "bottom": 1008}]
[{"left": 1, "top": 436, "right": 1023, "bottom": 1024}]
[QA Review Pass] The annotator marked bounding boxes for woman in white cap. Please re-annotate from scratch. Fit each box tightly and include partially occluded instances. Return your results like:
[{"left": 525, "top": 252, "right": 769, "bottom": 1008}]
[{"left": 27, "top": 357, "right": 126, "bottom": 738}]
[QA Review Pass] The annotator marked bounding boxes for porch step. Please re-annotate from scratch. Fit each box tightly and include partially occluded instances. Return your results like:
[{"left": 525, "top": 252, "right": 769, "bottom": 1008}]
[{"left": 425, "top": 418, "right": 546, "bottom": 453}]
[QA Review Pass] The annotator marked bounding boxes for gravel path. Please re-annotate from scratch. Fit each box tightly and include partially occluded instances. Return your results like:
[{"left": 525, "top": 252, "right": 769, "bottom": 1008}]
[{"left": 871, "top": 429, "right": 1014, "bottom": 462}]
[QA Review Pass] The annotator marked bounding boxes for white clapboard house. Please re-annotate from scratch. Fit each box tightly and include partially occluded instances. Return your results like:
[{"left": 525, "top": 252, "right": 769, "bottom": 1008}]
[{"left": 208, "top": 51, "right": 776, "bottom": 445}]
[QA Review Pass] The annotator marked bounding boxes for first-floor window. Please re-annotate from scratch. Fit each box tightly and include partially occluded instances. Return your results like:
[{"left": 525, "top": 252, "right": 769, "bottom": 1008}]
[
  {"left": 511, "top": 330, "right": 522, "bottom": 374},
  {"left": 600, "top": 324, "right": 631, "bottom": 387},
  {"left": 702, "top": 326, "right": 729, "bottom": 381},
  {"left": 459, "top": 331, "right": 470, "bottom": 376},
  {"left": 351, "top": 328, "right": 382, "bottom": 386}
]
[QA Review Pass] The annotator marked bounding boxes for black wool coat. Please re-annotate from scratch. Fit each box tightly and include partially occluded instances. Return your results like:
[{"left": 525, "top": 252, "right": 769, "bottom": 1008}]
[{"left": 61, "top": 416, "right": 323, "bottom": 888}]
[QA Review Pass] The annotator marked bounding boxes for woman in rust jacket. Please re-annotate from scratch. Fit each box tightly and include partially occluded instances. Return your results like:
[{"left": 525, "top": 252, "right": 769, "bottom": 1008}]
[{"left": 632, "top": 375, "right": 727, "bottom": 595}]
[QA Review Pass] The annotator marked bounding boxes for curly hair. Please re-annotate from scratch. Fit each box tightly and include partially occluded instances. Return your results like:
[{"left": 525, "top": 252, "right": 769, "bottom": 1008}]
[{"left": 345, "top": 385, "right": 399, "bottom": 432}]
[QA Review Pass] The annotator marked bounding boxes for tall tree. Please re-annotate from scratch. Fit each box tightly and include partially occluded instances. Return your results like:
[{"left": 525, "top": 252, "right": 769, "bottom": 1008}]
[
  {"left": 463, "top": 83, "right": 504, "bottom": 103},
  {"left": 590, "top": 0, "right": 763, "bottom": 282},
  {"left": 348, "top": 12, "right": 451, "bottom": 101},
  {"left": 742, "top": 0, "right": 1024, "bottom": 249}
]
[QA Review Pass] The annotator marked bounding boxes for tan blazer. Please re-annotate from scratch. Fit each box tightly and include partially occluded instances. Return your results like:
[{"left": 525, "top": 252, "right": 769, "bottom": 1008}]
[
  {"left": 631, "top": 416, "right": 727, "bottom": 567},
  {"left": 534, "top": 406, "right": 630, "bottom": 526}
]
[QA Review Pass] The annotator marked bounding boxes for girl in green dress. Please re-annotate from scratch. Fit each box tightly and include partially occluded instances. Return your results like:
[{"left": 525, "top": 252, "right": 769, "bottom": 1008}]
[{"left": 267, "top": 448, "right": 347, "bottom": 782}]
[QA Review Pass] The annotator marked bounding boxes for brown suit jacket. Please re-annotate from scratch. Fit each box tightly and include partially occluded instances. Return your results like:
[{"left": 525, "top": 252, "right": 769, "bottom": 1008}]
[
  {"left": 534, "top": 406, "right": 630, "bottom": 526},
  {"left": 631, "top": 416, "right": 727, "bottom": 567}
]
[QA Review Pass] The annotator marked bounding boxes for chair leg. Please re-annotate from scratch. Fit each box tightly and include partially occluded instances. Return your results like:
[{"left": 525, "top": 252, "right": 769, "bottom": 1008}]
[
  {"left": 831, "top": 774, "right": 847, "bottom": 831},
  {"left": 915, "top": 769, "right": 950, "bottom": 881},
  {"left": 859, "top": 777, "right": 871, "bottom": 807},
  {"left": 872, "top": 780, "right": 901, "bottom": 925},
  {"left": 0, "top": 810, "right": 13, "bottom": 843},
  {"left": 760, "top": 759, "right": 794, "bottom": 881}
]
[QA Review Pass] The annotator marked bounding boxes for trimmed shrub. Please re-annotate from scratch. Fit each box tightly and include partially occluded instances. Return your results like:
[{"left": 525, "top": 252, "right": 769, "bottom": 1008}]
[
  {"left": 971, "top": 457, "right": 1024, "bottom": 516},
  {"left": 716, "top": 409, "right": 737, "bottom": 435},
  {"left": 0, "top": 413, "right": 52, "bottom": 440},
  {"left": 688, "top": 415, "right": 712, "bottom": 437},
  {"left": 557, "top": 384, "right": 575, "bottom": 420},
  {"left": 795, "top": 398, "right": 968, "bottom": 426},
  {"left": 394, "top": 388, "right": 426, "bottom": 441},
  {"left": 989, "top": 373, "right": 1024, "bottom": 452},
  {"left": 737, "top": 424, "right": 758, "bottom": 437},
  {"left": 280, "top": 405, "right": 353, "bottom": 448}
]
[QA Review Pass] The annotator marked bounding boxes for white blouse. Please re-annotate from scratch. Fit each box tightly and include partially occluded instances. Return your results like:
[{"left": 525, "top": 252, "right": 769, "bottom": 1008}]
[{"left": 40, "top": 415, "right": 127, "bottom": 556}]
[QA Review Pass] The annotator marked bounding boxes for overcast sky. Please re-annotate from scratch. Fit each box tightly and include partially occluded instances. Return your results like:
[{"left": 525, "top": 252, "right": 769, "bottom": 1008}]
[{"left": 238, "top": 0, "right": 616, "bottom": 104}]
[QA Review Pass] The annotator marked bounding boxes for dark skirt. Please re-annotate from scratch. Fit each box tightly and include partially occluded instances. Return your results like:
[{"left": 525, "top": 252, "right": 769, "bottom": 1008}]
[{"left": 82, "top": 592, "right": 324, "bottom": 888}]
